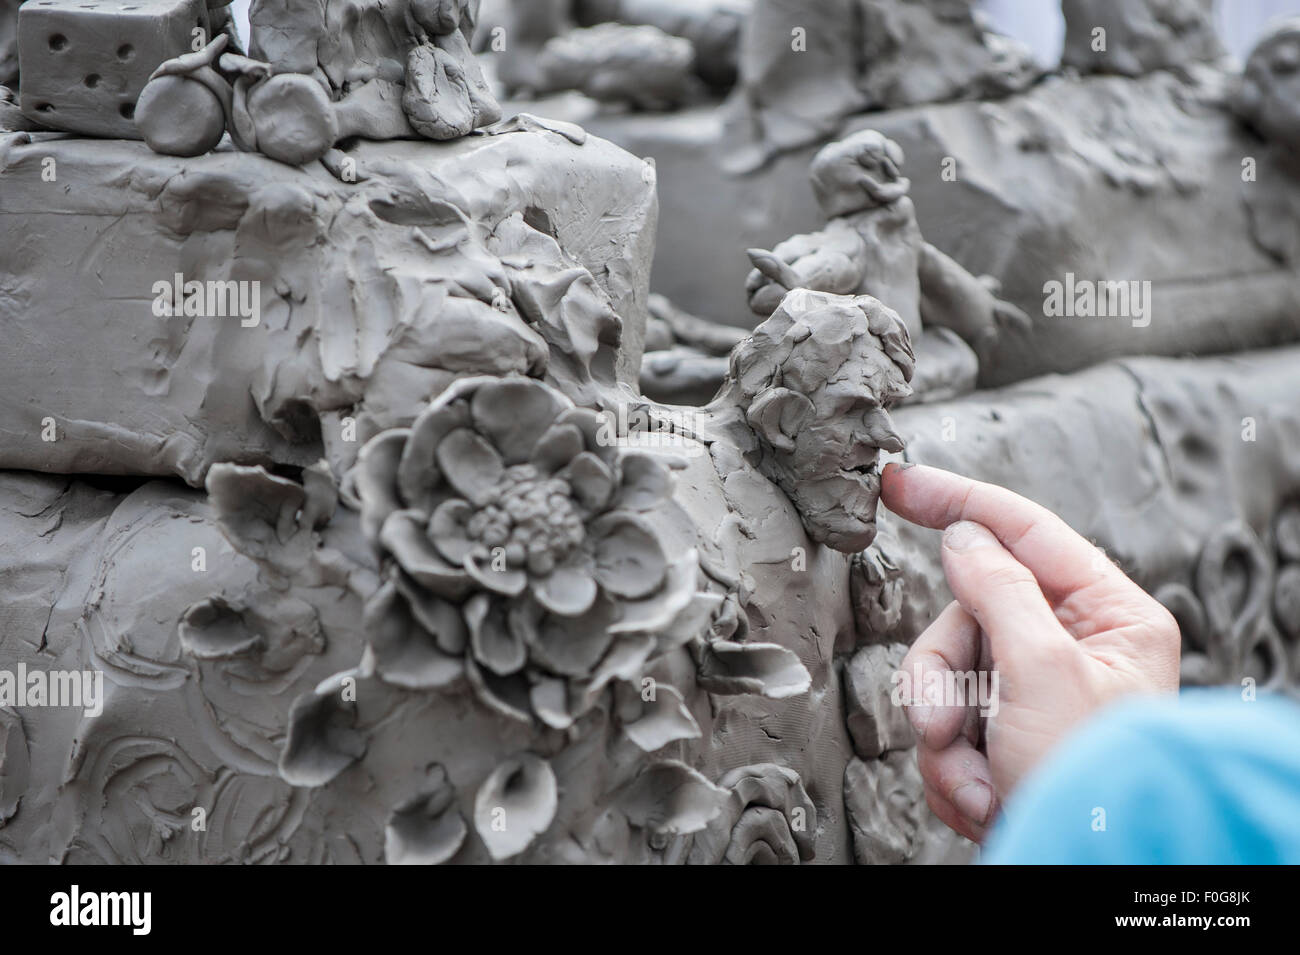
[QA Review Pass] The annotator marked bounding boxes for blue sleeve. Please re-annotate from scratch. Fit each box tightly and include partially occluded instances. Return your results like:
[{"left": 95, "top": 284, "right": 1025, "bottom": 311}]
[{"left": 982, "top": 689, "right": 1300, "bottom": 864}]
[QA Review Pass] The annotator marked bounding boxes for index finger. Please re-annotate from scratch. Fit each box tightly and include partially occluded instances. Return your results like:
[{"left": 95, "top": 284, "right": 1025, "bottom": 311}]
[{"left": 880, "top": 462, "right": 1129, "bottom": 602}]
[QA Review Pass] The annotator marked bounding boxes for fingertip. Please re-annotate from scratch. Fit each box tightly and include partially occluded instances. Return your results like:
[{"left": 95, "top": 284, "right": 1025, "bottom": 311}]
[{"left": 879, "top": 460, "right": 916, "bottom": 508}]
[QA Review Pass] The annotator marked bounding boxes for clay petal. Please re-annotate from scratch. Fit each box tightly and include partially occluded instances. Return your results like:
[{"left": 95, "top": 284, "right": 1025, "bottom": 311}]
[
  {"left": 379, "top": 510, "right": 473, "bottom": 599},
  {"left": 354, "top": 429, "right": 410, "bottom": 541},
  {"left": 564, "top": 451, "right": 616, "bottom": 512},
  {"left": 206, "top": 463, "right": 305, "bottom": 562},
  {"left": 622, "top": 683, "right": 701, "bottom": 752},
  {"left": 530, "top": 676, "right": 573, "bottom": 730},
  {"left": 398, "top": 395, "right": 471, "bottom": 512},
  {"left": 465, "top": 594, "right": 527, "bottom": 676},
  {"left": 654, "top": 590, "right": 725, "bottom": 654},
  {"left": 526, "top": 595, "right": 616, "bottom": 677},
  {"left": 473, "top": 755, "right": 558, "bottom": 860},
  {"left": 393, "top": 573, "right": 468, "bottom": 656},
  {"left": 531, "top": 422, "right": 585, "bottom": 474},
  {"left": 569, "top": 633, "right": 657, "bottom": 716},
  {"left": 366, "top": 581, "right": 465, "bottom": 690},
  {"left": 178, "top": 597, "right": 264, "bottom": 659},
  {"left": 614, "top": 451, "right": 673, "bottom": 511},
  {"left": 608, "top": 550, "right": 702, "bottom": 637},
  {"left": 464, "top": 655, "right": 534, "bottom": 723},
  {"left": 696, "top": 640, "right": 812, "bottom": 699},
  {"left": 437, "top": 428, "right": 505, "bottom": 506},
  {"left": 591, "top": 512, "right": 668, "bottom": 599},
  {"left": 278, "top": 670, "right": 368, "bottom": 788},
  {"left": 469, "top": 376, "right": 570, "bottom": 465},
  {"left": 428, "top": 498, "right": 476, "bottom": 565},
  {"left": 558, "top": 406, "right": 618, "bottom": 465},
  {"left": 532, "top": 563, "right": 599, "bottom": 618},
  {"left": 384, "top": 766, "right": 468, "bottom": 866},
  {"left": 464, "top": 550, "right": 529, "bottom": 597},
  {"left": 618, "top": 761, "right": 730, "bottom": 836}
]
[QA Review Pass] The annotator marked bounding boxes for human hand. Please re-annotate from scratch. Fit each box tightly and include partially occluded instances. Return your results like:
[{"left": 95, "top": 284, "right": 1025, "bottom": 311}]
[{"left": 879, "top": 462, "right": 1181, "bottom": 842}]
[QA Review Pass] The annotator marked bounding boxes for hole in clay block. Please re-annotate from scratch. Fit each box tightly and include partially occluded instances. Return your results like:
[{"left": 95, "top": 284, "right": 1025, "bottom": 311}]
[
  {"left": 119, "top": 102, "right": 134, "bottom": 119},
  {"left": 117, "top": 43, "right": 135, "bottom": 61},
  {"left": 48, "top": 34, "right": 68, "bottom": 51},
  {"left": 34, "top": 102, "right": 54, "bottom": 113},
  {"left": 84, "top": 74, "right": 101, "bottom": 88}
]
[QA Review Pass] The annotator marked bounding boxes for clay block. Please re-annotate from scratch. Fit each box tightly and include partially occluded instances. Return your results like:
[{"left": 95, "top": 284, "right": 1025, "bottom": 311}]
[
  {"left": 18, "top": 0, "right": 207, "bottom": 137},
  {"left": 843, "top": 643, "right": 913, "bottom": 759},
  {"left": 0, "top": 127, "right": 655, "bottom": 485}
]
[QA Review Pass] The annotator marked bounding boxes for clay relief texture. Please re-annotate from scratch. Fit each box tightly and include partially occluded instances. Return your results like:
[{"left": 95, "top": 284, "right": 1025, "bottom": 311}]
[{"left": 0, "top": 0, "right": 1298, "bottom": 866}]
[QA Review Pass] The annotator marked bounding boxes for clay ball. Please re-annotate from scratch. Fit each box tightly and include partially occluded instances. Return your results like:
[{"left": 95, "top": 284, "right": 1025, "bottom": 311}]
[
  {"left": 135, "top": 74, "right": 227, "bottom": 158},
  {"left": 247, "top": 74, "right": 338, "bottom": 167}
]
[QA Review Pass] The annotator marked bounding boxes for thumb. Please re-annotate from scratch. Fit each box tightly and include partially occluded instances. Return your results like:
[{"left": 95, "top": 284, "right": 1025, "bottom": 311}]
[{"left": 940, "top": 521, "right": 1076, "bottom": 680}]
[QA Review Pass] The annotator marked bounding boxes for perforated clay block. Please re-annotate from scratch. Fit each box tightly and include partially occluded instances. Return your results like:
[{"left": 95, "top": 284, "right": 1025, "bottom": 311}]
[{"left": 18, "top": 0, "right": 208, "bottom": 137}]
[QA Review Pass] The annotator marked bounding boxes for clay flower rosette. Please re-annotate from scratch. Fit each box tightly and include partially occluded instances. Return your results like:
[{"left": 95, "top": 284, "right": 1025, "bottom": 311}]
[{"left": 352, "top": 375, "right": 702, "bottom": 726}]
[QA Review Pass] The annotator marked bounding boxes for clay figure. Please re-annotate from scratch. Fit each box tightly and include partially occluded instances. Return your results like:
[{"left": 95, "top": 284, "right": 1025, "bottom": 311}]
[{"left": 746, "top": 130, "right": 1030, "bottom": 356}]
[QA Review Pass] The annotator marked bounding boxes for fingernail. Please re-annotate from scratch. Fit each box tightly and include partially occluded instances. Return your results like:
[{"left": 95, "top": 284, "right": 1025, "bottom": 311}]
[
  {"left": 943, "top": 521, "right": 997, "bottom": 551},
  {"left": 951, "top": 781, "right": 994, "bottom": 826},
  {"left": 907, "top": 703, "right": 933, "bottom": 737}
]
